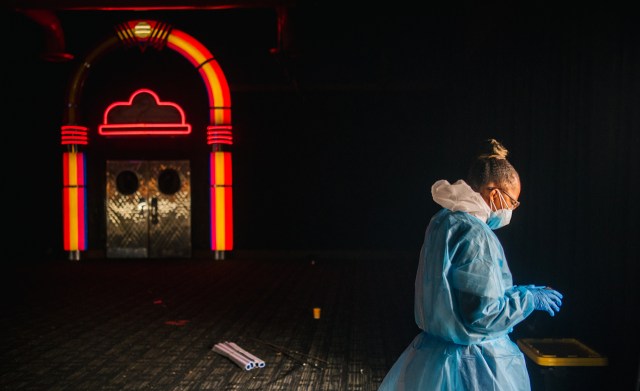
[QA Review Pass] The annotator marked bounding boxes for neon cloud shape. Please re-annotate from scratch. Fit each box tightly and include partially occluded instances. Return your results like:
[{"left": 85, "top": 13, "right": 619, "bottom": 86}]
[{"left": 98, "top": 88, "right": 192, "bottom": 136}]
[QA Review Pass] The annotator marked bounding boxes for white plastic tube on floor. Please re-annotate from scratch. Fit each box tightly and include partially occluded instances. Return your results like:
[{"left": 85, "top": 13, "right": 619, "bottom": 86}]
[
  {"left": 213, "top": 343, "right": 254, "bottom": 370},
  {"left": 224, "top": 341, "right": 266, "bottom": 368}
]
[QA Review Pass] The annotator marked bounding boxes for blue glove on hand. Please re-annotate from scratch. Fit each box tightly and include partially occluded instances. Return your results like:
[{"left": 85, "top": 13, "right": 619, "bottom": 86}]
[{"left": 527, "top": 285, "right": 563, "bottom": 316}]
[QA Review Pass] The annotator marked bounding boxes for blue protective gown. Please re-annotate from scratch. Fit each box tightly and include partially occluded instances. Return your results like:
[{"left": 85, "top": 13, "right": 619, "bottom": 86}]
[{"left": 379, "top": 180, "right": 536, "bottom": 391}]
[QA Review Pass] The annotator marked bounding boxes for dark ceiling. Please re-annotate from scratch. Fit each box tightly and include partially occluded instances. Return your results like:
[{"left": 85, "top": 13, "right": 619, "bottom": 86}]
[{"left": 6, "top": 0, "right": 297, "bottom": 61}]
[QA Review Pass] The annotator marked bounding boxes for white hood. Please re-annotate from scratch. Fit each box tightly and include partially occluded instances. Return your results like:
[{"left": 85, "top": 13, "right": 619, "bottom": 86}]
[{"left": 431, "top": 179, "right": 491, "bottom": 222}]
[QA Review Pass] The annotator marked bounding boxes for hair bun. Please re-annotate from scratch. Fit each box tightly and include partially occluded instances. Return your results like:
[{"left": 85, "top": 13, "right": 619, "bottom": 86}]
[{"left": 478, "top": 138, "right": 509, "bottom": 160}]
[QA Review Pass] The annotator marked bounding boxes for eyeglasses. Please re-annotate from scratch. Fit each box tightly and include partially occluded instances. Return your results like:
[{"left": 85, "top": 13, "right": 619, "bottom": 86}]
[{"left": 488, "top": 187, "right": 520, "bottom": 210}]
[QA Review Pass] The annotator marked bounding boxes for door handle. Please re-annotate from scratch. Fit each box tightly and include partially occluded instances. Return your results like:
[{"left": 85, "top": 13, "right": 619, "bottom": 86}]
[
  {"left": 151, "top": 197, "right": 158, "bottom": 225},
  {"left": 137, "top": 197, "right": 146, "bottom": 216}
]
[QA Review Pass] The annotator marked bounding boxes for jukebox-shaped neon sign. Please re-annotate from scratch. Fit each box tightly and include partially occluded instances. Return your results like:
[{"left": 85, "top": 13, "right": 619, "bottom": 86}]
[{"left": 61, "top": 20, "right": 234, "bottom": 259}]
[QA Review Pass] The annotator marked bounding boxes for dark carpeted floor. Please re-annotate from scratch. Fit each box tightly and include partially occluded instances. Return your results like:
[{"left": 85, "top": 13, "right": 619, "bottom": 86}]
[{"left": 0, "top": 255, "right": 419, "bottom": 390}]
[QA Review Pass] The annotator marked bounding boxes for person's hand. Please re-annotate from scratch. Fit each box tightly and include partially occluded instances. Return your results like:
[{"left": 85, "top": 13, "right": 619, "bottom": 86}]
[{"left": 527, "top": 286, "right": 563, "bottom": 316}]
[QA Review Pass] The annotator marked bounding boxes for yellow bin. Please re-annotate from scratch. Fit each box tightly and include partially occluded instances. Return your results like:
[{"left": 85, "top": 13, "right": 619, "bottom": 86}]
[{"left": 517, "top": 338, "right": 608, "bottom": 367}]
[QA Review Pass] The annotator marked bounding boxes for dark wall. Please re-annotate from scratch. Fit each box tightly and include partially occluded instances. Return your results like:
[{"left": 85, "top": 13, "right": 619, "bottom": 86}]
[{"left": 3, "top": 2, "right": 638, "bottom": 389}]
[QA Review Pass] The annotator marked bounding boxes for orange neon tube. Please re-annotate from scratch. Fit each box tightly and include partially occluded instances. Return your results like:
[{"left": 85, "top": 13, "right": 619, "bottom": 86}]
[
  {"left": 62, "top": 152, "right": 87, "bottom": 251},
  {"left": 210, "top": 152, "right": 233, "bottom": 250}
]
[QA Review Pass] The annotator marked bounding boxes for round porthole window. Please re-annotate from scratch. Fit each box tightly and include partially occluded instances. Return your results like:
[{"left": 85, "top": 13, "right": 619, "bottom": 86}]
[
  {"left": 158, "top": 169, "right": 181, "bottom": 195},
  {"left": 116, "top": 170, "right": 139, "bottom": 195}
]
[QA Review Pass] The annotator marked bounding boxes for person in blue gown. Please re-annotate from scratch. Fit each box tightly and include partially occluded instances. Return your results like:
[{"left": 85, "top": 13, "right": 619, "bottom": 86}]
[{"left": 378, "top": 139, "right": 563, "bottom": 391}]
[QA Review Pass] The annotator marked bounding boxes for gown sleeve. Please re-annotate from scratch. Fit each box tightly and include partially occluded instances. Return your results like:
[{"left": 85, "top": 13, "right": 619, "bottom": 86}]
[{"left": 449, "top": 223, "right": 535, "bottom": 335}]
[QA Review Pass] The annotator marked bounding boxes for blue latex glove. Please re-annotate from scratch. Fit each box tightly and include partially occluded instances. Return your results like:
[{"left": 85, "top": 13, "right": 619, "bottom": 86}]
[{"left": 527, "top": 285, "right": 563, "bottom": 316}]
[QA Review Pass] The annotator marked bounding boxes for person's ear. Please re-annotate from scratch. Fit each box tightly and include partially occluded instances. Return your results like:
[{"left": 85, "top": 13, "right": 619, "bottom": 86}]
[
  {"left": 480, "top": 187, "right": 494, "bottom": 207},
  {"left": 489, "top": 188, "right": 499, "bottom": 202}
]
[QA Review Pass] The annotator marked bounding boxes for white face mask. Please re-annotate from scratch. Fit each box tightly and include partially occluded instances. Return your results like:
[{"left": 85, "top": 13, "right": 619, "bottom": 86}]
[{"left": 486, "top": 191, "right": 512, "bottom": 230}]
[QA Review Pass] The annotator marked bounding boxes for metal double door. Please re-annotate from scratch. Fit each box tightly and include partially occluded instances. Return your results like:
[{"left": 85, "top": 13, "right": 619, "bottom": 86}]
[{"left": 106, "top": 160, "right": 191, "bottom": 258}]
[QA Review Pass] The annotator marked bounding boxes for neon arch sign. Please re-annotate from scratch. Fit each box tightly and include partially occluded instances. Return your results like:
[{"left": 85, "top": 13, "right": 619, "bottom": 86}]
[{"left": 61, "top": 20, "right": 234, "bottom": 257}]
